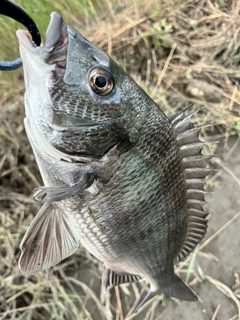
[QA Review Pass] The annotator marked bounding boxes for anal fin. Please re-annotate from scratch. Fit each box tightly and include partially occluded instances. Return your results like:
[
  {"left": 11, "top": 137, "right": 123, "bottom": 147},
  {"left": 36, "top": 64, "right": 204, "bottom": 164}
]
[{"left": 102, "top": 265, "right": 142, "bottom": 290}]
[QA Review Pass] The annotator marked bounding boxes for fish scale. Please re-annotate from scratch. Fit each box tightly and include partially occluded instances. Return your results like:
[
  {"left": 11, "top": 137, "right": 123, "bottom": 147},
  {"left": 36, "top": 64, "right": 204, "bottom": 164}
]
[
  {"left": 16, "top": 11, "right": 213, "bottom": 312},
  {"left": 83, "top": 116, "right": 186, "bottom": 271},
  {"left": 50, "top": 75, "right": 125, "bottom": 121}
]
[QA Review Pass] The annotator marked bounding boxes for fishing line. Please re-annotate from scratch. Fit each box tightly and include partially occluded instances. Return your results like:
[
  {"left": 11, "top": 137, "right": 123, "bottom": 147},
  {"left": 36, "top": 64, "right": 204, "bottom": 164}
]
[{"left": 0, "top": 0, "right": 41, "bottom": 71}]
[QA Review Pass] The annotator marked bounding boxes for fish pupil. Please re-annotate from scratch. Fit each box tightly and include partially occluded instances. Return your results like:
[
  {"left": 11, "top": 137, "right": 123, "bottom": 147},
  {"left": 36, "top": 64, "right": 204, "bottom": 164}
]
[
  {"left": 95, "top": 76, "right": 107, "bottom": 88},
  {"left": 89, "top": 67, "right": 114, "bottom": 95}
]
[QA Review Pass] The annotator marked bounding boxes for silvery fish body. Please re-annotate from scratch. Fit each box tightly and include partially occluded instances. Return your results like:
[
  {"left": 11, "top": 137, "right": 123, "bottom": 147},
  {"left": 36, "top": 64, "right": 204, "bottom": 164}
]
[{"left": 17, "top": 13, "right": 210, "bottom": 309}]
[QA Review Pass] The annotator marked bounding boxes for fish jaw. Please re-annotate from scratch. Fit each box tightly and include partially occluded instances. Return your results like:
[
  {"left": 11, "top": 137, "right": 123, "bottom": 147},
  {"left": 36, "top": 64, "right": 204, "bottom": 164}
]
[
  {"left": 16, "top": 29, "right": 54, "bottom": 124},
  {"left": 16, "top": 12, "right": 68, "bottom": 137}
]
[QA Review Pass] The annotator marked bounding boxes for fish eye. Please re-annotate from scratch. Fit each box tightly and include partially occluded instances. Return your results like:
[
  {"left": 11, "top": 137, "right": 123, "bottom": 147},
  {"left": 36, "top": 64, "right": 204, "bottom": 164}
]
[{"left": 89, "top": 68, "right": 114, "bottom": 95}]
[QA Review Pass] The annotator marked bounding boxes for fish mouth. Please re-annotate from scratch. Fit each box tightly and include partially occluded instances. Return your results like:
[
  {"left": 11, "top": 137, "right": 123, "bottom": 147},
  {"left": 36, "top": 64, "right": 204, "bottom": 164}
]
[
  {"left": 43, "top": 12, "right": 68, "bottom": 67},
  {"left": 16, "top": 29, "right": 37, "bottom": 52},
  {"left": 17, "top": 12, "right": 68, "bottom": 68}
]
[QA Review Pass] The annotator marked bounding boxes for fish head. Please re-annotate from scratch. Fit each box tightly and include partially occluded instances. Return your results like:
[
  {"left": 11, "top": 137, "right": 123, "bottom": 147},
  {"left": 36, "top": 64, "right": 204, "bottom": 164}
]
[{"left": 17, "top": 12, "right": 153, "bottom": 158}]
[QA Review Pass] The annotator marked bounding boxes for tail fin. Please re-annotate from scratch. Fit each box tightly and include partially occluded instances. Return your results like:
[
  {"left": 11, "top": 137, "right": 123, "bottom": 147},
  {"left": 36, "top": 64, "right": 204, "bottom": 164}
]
[
  {"left": 162, "top": 275, "right": 198, "bottom": 301},
  {"left": 134, "top": 275, "right": 198, "bottom": 313}
]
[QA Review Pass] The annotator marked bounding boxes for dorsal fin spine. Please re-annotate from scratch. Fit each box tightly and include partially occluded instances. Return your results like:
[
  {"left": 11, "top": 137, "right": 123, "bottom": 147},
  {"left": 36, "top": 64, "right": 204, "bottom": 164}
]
[{"left": 171, "top": 108, "right": 213, "bottom": 263}]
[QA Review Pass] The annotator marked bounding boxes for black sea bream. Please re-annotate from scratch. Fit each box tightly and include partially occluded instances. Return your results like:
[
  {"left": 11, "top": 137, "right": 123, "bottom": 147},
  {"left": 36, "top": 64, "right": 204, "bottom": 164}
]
[{"left": 17, "top": 12, "right": 211, "bottom": 310}]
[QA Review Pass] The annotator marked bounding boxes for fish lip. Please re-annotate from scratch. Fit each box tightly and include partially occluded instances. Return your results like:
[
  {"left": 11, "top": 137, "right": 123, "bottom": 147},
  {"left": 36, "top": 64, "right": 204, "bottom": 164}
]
[
  {"left": 44, "top": 12, "right": 64, "bottom": 50},
  {"left": 16, "top": 29, "right": 37, "bottom": 52},
  {"left": 41, "top": 12, "right": 68, "bottom": 66}
]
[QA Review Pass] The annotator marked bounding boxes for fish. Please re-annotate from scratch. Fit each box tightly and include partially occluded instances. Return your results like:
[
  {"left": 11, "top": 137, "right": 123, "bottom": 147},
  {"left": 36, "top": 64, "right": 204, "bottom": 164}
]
[{"left": 16, "top": 12, "right": 211, "bottom": 311}]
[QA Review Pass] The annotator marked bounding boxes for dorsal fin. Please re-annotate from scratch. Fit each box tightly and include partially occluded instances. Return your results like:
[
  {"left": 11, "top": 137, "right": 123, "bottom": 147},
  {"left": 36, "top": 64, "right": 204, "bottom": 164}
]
[{"left": 171, "top": 108, "right": 213, "bottom": 263}]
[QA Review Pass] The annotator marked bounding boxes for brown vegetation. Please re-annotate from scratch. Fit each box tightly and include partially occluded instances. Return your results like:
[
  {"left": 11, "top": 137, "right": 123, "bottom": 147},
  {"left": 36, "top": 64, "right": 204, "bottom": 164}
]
[{"left": 0, "top": 0, "right": 240, "bottom": 319}]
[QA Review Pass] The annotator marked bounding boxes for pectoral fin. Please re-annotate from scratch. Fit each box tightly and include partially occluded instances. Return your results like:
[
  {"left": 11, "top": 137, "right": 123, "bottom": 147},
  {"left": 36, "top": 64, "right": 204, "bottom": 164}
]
[
  {"left": 19, "top": 203, "right": 80, "bottom": 276},
  {"left": 34, "top": 172, "right": 96, "bottom": 203}
]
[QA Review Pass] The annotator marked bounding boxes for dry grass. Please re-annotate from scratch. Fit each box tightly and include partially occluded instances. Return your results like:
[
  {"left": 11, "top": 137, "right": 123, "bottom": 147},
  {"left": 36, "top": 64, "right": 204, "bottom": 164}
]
[{"left": 0, "top": 0, "right": 240, "bottom": 319}]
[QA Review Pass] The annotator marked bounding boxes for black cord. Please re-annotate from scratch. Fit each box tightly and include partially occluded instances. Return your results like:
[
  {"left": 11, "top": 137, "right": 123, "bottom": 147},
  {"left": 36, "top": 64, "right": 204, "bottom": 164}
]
[{"left": 0, "top": 0, "right": 41, "bottom": 71}]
